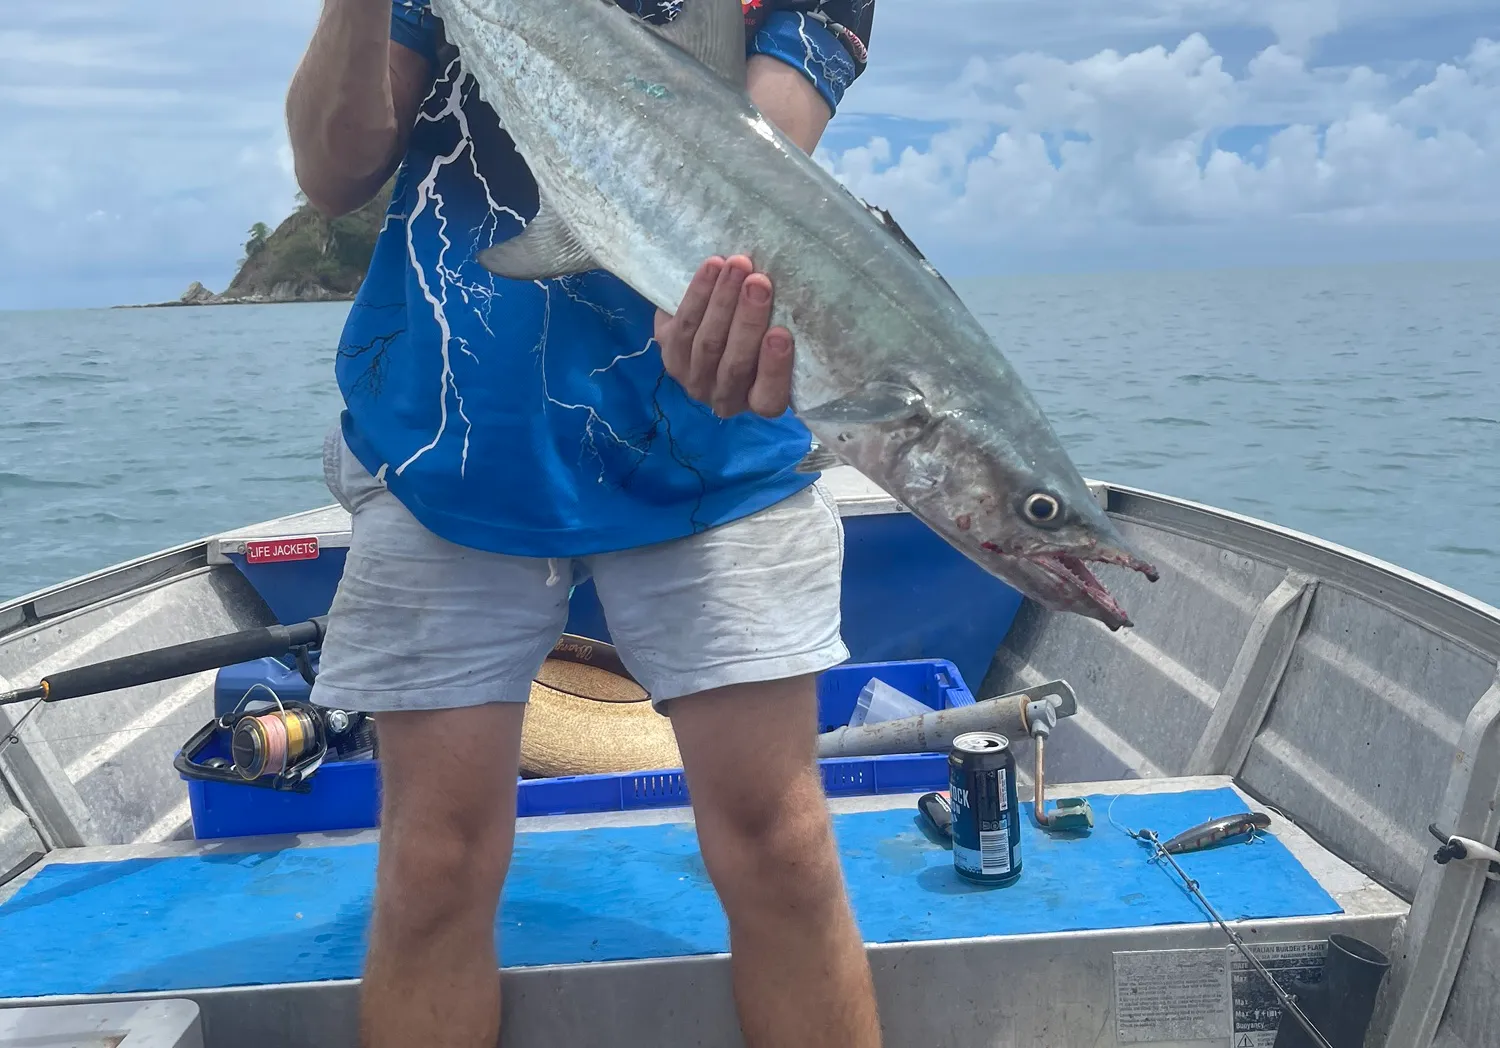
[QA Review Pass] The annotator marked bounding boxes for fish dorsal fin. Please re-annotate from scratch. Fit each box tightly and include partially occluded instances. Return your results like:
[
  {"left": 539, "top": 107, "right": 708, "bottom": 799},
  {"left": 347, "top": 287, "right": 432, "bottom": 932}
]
[
  {"left": 864, "top": 202, "right": 959, "bottom": 297},
  {"left": 476, "top": 202, "right": 598, "bottom": 281},
  {"left": 648, "top": 0, "right": 747, "bottom": 85},
  {"left": 799, "top": 383, "right": 928, "bottom": 426}
]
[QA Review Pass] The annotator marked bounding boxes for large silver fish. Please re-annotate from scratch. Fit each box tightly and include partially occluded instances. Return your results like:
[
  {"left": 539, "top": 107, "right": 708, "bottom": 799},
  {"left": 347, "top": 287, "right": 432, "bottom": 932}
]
[{"left": 429, "top": 0, "right": 1160, "bottom": 628}]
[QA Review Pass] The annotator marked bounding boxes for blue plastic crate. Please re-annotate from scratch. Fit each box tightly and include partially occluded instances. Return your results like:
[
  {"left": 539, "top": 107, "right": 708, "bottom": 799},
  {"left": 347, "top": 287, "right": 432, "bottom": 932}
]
[
  {"left": 184, "top": 657, "right": 973, "bottom": 838},
  {"left": 182, "top": 728, "right": 382, "bottom": 839}
]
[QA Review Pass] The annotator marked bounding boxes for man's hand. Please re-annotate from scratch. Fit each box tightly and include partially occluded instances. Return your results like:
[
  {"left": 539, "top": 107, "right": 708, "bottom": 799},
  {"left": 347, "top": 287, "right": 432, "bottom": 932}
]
[{"left": 656, "top": 255, "right": 794, "bottom": 420}]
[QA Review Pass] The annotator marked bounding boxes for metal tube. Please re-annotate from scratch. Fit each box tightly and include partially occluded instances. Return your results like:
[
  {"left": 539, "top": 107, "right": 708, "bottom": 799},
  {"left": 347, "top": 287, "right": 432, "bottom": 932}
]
[
  {"left": 816, "top": 694, "right": 1029, "bottom": 758},
  {"left": 1033, "top": 734, "right": 1049, "bottom": 827}
]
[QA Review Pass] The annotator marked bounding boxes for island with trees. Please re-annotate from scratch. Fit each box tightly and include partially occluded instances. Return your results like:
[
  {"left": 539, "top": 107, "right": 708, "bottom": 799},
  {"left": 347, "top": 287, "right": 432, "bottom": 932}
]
[{"left": 141, "top": 180, "right": 394, "bottom": 307}]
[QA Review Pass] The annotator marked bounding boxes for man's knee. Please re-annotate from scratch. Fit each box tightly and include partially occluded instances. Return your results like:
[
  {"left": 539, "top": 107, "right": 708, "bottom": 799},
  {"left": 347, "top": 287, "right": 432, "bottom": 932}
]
[
  {"left": 371, "top": 705, "right": 524, "bottom": 935},
  {"left": 668, "top": 676, "right": 844, "bottom": 906},
  {"left": 696, "top": 765, "right": 845, "bottom": 913},
  {"left": 379, "top": 797, "right": 515, "bottom": 926}
]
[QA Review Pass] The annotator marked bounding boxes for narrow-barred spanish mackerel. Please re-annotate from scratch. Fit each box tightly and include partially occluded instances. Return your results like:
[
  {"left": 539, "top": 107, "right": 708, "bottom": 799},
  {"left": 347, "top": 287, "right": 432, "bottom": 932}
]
[{"left": 430, "top": 0, "right": 1160, "bottom": 628}]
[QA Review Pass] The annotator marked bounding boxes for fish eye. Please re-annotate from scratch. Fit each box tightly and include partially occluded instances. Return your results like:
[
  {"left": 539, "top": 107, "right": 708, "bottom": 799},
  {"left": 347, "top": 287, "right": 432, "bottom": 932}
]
[{"left": 1023, "top": 492, "right": 1061, "bottom": 525}]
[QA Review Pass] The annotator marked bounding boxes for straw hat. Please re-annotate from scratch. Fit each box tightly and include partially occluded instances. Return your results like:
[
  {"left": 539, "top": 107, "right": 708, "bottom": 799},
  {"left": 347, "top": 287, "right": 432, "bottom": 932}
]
[{"left": 518, "top": 634, "right": 683, "bottom": 778}]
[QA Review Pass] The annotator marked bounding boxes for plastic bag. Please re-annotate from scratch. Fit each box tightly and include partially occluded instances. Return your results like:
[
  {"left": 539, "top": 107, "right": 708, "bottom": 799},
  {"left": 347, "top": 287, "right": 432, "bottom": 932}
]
[{"left": 848, "top": 677, "right": 931, "bottom": 728}]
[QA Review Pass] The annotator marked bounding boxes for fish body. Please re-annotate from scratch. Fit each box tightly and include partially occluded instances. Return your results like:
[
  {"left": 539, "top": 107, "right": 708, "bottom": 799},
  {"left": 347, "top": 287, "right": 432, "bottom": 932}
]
[{"left": 429, "top": 0, "right": 1159, "bottom": 627}]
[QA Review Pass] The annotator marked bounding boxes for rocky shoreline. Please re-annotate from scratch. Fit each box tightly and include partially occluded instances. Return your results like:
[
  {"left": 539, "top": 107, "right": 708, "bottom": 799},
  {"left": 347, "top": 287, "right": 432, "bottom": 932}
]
[
  {"left": 119, "top": 181, "right": 392, "bottom": 310},
  {"left": 117, "top": 281, "right": 358, "bottom": 309}
]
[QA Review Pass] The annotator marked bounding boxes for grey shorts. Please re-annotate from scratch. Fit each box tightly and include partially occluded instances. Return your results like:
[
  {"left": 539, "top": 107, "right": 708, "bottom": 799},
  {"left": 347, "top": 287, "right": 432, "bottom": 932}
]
[{"left": 309, "top": 429, "right": 849, "bottom": 713}]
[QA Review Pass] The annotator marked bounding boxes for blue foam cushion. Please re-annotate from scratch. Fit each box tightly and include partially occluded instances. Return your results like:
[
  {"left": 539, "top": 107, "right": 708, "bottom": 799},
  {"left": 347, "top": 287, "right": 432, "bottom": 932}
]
[{"left": 0, "top": 787, "right": 1340, "bottom": 997}]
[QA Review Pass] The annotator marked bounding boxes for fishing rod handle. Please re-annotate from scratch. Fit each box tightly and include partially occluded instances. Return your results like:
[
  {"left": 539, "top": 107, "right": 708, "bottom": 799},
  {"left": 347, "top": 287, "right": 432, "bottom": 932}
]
[{"left": 29, "top": 618, "right": 328, "bottom": 704}]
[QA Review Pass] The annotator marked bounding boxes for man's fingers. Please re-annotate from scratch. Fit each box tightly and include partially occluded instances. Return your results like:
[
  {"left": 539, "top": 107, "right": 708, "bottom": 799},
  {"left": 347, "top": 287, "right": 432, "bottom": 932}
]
[
  {"left": 712, "top": 272, "right": 774, "bottom": 417},
  {"left": 676, "top": 257, "right": 723, "bottom": 330},
  {"left": 687, "top": 255, "right": 750, "bottom": 400},
  {"left": 662, "top": 255, "right": 784, "bottom": 418},
  {"left": 747, "top": 327, "right": 794, "bottom": 419},
  {"left": 661, "top": 257, "right": 723, "bottom": 379}
]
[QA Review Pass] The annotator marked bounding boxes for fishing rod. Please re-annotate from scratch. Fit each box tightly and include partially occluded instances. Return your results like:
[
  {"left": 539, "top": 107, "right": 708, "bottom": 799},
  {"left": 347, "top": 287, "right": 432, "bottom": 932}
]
[
  {"left": 0, "top": 616, "right": 369, "bottom": 792},
  {"left": 1134, "top": 826, "right": 1336, "bottom": 1048},
  {"left": 5, "top": 623, "right": 1061, "bottom": 796},
  {"left": 0, "top": 617, "right": 328, "bottom": 708}
]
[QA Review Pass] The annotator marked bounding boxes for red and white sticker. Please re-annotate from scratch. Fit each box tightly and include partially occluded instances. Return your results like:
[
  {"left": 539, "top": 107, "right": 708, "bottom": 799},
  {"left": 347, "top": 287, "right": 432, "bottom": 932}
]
[{"left": 243, "top": 537, "right": 320, "bottom": 564}]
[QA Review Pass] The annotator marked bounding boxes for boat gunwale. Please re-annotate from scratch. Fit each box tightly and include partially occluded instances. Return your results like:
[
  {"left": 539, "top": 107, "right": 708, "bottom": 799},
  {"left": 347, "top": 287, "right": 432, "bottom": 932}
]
[
  {"left": 1096, "top": 479, "right": 1500, "bottom": 660},
  {"left": 0, "top": 541, "right": 216, "bottom": 644},
  {"left": 3, "top": 468, "right": 1495, "bottom": 660}
]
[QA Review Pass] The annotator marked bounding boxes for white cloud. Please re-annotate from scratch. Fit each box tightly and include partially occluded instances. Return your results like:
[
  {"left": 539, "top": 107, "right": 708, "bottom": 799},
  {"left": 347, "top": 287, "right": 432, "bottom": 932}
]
[
  {"left": 823, "top": 33, "right": 1500, "bottom": 271},
  {"left": 0, "top": 0, "right": 1496, "bottom": 307},
  {"left": 848, "top": 0, "right": 1494, "bottom": 94},
  {"left": 0, "top": 1, "right": 315, "bottom": 309}
]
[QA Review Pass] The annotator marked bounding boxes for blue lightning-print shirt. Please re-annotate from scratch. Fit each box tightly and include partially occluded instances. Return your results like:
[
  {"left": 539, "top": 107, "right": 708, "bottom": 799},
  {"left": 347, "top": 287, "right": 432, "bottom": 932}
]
[{"left": 333, "top": 0, "right": 875, "bottom": 557}]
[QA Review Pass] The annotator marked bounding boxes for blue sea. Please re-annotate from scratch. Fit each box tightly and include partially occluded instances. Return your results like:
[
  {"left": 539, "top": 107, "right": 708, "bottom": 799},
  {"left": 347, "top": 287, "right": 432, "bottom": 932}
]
[{"left": 1, "top": 260, "right": 1497, "bottom": 609}]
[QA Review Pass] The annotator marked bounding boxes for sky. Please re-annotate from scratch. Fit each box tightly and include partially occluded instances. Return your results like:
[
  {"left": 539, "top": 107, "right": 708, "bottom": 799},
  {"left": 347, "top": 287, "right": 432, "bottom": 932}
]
[{"left": 0, "top": 0, "right": 1496, "bottom": 310}]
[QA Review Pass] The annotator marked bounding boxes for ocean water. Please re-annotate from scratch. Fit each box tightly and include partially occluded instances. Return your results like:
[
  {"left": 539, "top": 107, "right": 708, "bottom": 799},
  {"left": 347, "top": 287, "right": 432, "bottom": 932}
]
[{"left": 1, "top": 261, "right": 1497, "bottom": 610}]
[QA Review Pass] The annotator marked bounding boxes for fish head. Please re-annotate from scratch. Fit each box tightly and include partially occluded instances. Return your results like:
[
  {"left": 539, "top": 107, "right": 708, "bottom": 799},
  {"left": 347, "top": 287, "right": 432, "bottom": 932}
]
[{"left": 852, "top": 396, "right": 1161, "bottom": 631}]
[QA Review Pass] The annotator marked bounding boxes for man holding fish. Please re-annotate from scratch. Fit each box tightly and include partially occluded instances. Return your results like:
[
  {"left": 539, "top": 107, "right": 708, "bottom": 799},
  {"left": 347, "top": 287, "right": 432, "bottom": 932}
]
[{"left": 285, "top": 1, "right": 884, "bottom": 1046}]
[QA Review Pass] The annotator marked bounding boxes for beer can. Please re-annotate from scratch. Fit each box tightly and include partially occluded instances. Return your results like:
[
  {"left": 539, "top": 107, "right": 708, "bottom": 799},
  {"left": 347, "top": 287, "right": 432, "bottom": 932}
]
[{"left": 948, "top": 731, "right": 1021, "bottom": 885}]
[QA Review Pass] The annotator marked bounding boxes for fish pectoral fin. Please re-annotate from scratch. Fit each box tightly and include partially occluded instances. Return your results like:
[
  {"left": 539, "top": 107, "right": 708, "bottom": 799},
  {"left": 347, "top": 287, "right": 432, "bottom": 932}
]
[
  {"left": 475, "top": 205, "right": 598, "bottom": 280},
  {"left": 794, "top": 442, "right": 845, "bottom": 474},
  {"left": 798, "top": 383, "right": 927, "bottom": 426},
  {"left": 646, "top": 0, "right": 747, "bottom": 85}
]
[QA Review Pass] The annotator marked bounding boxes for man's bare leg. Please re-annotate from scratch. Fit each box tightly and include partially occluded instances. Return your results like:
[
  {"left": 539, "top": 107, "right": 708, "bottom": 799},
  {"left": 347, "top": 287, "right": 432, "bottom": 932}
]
[
  {"left": 669, "top": 673, "right": 882, "bottom": 1047},
  {"left": 360, "top": 702, "right": 527, "bottom": 1048}
]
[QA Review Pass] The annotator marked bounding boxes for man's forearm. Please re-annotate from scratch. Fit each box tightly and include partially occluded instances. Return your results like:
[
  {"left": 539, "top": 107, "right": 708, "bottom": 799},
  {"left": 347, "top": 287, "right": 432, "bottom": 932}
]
[
  {"left": 286, "top": 0, "right": 410, "bottom": 215},
  {"left": 747, "top": 54, "right": 833, "bottom": 155}
]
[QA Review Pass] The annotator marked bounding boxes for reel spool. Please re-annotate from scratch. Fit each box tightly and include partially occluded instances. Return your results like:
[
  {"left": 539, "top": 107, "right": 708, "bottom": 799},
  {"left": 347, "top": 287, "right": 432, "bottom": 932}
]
[
  {"left": 232, "top": 707, "right": 319, "bottom": 780},
  {"left": 176, "top": 686, "right": 375, "bottom": 793}
]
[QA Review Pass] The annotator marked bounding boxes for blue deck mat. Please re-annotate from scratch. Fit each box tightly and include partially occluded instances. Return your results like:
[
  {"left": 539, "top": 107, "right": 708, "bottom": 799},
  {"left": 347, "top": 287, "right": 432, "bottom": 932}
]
[{"left": 0, "top": 787, "right": 1341, "bottom": 997}]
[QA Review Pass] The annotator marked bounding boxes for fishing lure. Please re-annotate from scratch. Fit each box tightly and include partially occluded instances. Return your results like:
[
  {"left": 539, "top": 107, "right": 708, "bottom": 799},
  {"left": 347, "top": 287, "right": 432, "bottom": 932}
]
[{"left": 1161, "top": 811, "right": 1272, "bottom": 854}]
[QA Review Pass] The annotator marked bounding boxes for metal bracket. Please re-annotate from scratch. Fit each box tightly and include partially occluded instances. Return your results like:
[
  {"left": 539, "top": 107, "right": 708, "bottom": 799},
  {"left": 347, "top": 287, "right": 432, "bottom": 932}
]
[
  {"left": 1187, "top": 570, "right": 1316, "bottom": 776},
  {"left": 1003, "top": 679, "right": 1077, "bottom": 720},
  {"left": 1085, "top": 478, "right": 1112, "bottom": 511},
  {"left": 1371, "top": 670, "right": 1500, "bottom": 1047}
]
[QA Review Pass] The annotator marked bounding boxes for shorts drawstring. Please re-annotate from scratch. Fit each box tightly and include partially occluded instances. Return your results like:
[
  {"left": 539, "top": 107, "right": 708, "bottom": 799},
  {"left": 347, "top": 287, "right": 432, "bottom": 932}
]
[{"left": 546, "top": 558, "right": 564, "bottom": 587}]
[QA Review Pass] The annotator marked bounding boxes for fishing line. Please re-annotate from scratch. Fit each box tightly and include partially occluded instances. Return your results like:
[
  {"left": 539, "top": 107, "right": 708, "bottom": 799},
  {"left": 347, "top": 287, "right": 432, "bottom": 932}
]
[
  {"left": 1105, "top": 785, "right": 1146, "bottom": 839},
  {"left": 0, "top": 722, "right": 207, "bottom": 748},
  {"left": 0, "top": 698, "right": 48, "bottom": 761},
  {"left": 1107, "top": 791, "right": 1335, "bottom": 1048},
  {"left": 0, "top": 679, "right": 328, "bottom": 752}
]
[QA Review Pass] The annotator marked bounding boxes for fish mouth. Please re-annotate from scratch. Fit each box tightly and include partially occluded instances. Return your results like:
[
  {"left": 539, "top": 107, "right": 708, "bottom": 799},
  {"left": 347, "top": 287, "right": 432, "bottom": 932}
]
[
  {"left": 968, "top": 536, "right": 1160, "bottom": 631},
  {"left": 1025, "top": 549, "right": 1158, "bottom": 630}
]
